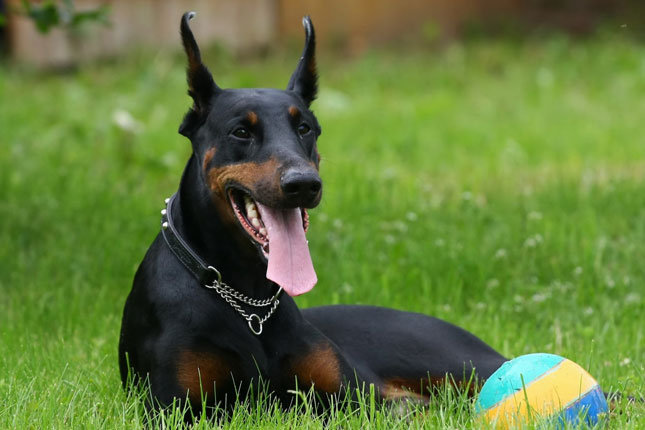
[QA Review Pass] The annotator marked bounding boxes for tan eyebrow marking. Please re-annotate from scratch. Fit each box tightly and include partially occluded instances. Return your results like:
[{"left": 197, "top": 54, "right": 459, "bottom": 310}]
[
  {"left": 288, "top": 106, "right": 300, "bottom": 117},
  {"left": 246, "top": 111, "right": 258, "bottom": 125}
]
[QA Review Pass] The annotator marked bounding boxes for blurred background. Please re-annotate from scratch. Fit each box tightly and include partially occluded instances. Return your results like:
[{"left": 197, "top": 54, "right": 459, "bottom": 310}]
[{"left": 2, "top": 0, "right": 644, "bottom": 66}]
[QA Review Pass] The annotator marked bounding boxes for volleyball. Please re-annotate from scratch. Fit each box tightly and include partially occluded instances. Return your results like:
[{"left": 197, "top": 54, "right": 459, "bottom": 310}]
[{"left": 475, "top": 353, "right": 608, "bottom": 428}]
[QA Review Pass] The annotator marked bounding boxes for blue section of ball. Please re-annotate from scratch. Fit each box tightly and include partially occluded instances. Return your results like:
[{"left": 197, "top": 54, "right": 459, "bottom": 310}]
[{"left": 561, "top": 385, "right": 608, "bottom": 428}]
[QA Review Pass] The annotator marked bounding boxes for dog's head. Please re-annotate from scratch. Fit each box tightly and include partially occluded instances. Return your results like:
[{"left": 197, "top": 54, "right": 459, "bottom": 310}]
[{"left": 178, "top": 12, "right": 321, "bottom": 296}]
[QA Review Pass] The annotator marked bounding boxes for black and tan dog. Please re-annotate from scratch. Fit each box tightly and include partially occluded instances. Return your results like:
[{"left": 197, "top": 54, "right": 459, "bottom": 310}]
[{"left": 118, "top": 12, "right": 507, "bottom": 416}]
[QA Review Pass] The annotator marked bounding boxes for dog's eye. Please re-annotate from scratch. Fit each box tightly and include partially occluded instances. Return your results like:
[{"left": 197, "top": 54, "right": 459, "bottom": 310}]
[
  {"left": 298, "top": 123, "right": 311, "bottom": 136},
  {"left": 232, "top": 127, "right": 251, "bottom": 139}
]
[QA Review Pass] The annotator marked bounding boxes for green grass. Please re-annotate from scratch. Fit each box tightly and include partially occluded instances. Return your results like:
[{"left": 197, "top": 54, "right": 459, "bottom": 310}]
[{"left": 1, "top": 30, "right": 644, "bottom": 428}]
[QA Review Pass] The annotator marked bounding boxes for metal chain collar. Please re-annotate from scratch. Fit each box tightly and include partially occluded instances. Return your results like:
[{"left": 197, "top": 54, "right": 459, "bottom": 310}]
[{"left": 204, "top": 266, "right": 282, "bottom": 335}]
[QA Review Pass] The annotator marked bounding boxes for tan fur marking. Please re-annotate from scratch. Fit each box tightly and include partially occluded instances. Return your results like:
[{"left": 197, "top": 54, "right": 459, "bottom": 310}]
[
  {"left": 382, "top": 378, "right": 432, "bottom": 401},
  {"left": 207, "top": 158, "right": 281, "bottom": 198},
  {"left": 288, "top": 106, "right": 300, "bottom": 117},
  {"left": 207, "top": 158, "right": 282, "bottom": 225},
  {"left": 382, "top": 376, "right": 476, "bottom": 401},
  {"left": 247, "top": 111, "right": 258, "bottom": 125},
  {"left": 176, "top": 350, "right": 230, "bottom": 403},
  {"left": 382, "top": 386, "right": 428, "bottom": 403},
  {"left": 291, "top": 343, "right": 341, "bottom": 393},
  {"left": 203, "top": 147, "right": 216, "bottom": 173}
]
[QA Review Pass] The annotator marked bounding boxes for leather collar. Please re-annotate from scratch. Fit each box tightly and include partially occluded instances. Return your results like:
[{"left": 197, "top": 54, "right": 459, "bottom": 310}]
[
  {"left": 159, "top": 193, "right": 284, "bottom": 335},
  {"left": 161, "top": 193, "right": 219, "bottom": 285}
]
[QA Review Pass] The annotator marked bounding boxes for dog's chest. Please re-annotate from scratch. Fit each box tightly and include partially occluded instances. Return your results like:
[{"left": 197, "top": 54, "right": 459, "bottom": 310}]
[{"left": 175, "top": 340, "right": 343, "bottom": 401}]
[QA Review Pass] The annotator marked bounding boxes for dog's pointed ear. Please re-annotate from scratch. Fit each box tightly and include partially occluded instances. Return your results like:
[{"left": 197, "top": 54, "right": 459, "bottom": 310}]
[
  {"left": 286, "top": 16, "right": 317, "bottom": 107},
  {"left": 179, "top": 12, "right": 219, "bottom": 137}
]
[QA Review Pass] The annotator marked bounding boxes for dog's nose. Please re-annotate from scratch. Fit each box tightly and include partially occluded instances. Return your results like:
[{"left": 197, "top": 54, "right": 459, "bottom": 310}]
[{"left": 281, "top": 169, "right": 322, "bottom": 208}]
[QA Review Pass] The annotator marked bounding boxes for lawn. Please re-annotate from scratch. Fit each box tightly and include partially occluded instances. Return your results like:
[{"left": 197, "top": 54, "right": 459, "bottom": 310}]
[{"left": 0, "top": 29, "right": 643, "bottom": 429}]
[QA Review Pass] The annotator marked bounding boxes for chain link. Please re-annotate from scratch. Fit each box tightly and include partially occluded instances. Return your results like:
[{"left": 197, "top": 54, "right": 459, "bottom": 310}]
[
  {"left": 205, "top": 277, "right": 281, "bottom": 335},
  {"left": 207, "top": 282, "right": 276, "bottom": 307}
]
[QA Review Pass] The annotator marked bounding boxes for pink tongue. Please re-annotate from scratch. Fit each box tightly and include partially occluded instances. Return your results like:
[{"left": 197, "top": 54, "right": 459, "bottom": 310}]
[{"left": 256, "top": 203, "right": 317, "bottom": 296}]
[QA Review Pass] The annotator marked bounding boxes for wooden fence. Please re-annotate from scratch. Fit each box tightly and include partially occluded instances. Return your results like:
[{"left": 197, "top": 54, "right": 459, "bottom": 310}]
[{"left": 7, "top": 0, "right": 628, "bottom": 66}]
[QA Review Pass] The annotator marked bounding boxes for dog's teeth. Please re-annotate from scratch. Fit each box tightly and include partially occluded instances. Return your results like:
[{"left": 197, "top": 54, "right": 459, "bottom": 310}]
[
  {"left": 247, "top": 208, "right": 258, "bottom": 218},
  {"left": 244, "top": 197, "right": 256, "bottom": 213},
  {"left": 245, "top": 199, "right": 257, "bottom": 214},
  {"left": 259, "top": 227, "right": 267, "bottom": 236},
  {"left": 251, "top": 218, "right": 261, "bottom": 228}
]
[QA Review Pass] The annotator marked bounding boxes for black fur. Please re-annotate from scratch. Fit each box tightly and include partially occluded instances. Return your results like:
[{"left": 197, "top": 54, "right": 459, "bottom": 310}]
[
  {"left": 286, "top": 16, "right": 318, "bottom": 106},
  {"left": 179, "top": 12, "right": 219, "bottom": 137}
]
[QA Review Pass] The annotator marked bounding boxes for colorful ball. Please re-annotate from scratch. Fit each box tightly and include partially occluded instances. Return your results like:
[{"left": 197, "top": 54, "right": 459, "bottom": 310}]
[{"left": 475, "top": 353, "right": 608, "bottom": 429}]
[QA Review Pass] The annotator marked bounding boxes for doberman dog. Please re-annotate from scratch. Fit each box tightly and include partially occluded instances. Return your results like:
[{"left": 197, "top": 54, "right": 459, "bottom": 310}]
[{"left": 118, "top": 12, "right": 507, "bottom": 416}]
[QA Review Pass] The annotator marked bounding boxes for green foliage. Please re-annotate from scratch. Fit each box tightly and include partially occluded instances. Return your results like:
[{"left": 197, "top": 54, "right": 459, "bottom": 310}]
[
  {"left": 0, "top": 31, "right": 643, "bottom": 428},
  {"left": 17, "top": 0, "right": 109, "bottom": 33}
]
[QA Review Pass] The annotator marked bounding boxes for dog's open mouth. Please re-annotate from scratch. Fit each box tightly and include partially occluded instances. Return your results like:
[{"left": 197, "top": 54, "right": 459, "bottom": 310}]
[
  {"left": 227, "top": 188, "right": 316, "bottom": 297},
  {"left": 229, "top": 189, "right": 270, "bottom": 255},
  {"left": 228, "top": 189, "right": 309, "bottom": 256}
]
